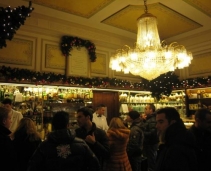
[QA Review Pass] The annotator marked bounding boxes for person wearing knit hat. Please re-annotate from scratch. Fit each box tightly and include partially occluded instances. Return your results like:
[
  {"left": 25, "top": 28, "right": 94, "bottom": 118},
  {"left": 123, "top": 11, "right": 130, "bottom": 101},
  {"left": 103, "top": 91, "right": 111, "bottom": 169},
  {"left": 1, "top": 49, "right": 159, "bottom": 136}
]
[
  {"left": 126, "top": 110, "right": 144, "bottom": 171},
  {"left": 128, "top": 111, "right": 140, "bottom": 120}
]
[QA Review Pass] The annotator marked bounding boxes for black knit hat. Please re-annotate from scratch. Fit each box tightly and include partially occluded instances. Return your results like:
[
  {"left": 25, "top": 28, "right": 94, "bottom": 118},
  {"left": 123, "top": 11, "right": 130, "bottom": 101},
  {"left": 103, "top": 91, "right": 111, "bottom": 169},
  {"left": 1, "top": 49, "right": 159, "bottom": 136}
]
[
  {"left": 2, "top": 98, "right": 12, "bottom": 105},
  {"left": 128, "top": 110, "right": 140, "bottom": 120}
]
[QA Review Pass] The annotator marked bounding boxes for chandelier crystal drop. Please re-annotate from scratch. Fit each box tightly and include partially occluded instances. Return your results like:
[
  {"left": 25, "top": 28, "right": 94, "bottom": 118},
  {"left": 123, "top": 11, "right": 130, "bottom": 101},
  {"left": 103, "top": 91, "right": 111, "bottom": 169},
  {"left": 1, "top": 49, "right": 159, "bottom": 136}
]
[{"left": 109, "top": 0, "right": 193, "bottom": 81}]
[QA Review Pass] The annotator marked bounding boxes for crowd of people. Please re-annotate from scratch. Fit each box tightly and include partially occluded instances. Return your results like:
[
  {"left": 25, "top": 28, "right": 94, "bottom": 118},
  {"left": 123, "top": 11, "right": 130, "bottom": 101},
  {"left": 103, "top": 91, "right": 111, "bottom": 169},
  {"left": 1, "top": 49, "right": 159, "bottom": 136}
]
[{"left": 1, "top": 98, "right": 211, "bottom": 171}]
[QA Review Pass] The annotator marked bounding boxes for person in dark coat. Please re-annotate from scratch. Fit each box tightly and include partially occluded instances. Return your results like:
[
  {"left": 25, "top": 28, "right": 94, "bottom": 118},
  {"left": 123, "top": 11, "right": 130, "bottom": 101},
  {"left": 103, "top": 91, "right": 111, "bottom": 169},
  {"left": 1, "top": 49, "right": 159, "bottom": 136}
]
[
  {"left": 155, "top": 107, "right": 198, "bottom": 171},
  {"left": 142, "top": 104, "right": 158, "bottom": 171},
  {"left": 188, "top": 108, "right": 211, "bottom": 171},
  {"left": 11, "top": 117, "right": 42, "bottom": 171},
  {"left": 75, "top": 107, "right": 110, "bottom": 170},
  {"left": 126, "top": 110, "right": 144, "bottom": 171},
  {"left": 0, "top": 106, "right": 17, "bottom": 171},
  {"left": 27, "top": 111, "right": 100, "bottom": 171}
]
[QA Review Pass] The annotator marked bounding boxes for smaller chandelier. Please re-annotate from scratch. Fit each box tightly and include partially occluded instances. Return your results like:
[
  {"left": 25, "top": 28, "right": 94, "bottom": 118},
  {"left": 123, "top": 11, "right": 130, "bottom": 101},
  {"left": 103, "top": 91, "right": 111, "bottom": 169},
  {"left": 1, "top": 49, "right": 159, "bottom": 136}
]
[{"left": 109, "top": 0, "right": 193, "bottom": 81}]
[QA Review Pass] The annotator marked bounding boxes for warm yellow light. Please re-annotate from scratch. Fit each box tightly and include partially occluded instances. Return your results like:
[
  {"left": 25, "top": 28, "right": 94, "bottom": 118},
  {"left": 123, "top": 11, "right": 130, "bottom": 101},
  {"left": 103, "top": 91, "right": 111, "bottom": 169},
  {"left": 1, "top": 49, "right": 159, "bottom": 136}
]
[{"left": 109, "top": 0, "right": 192, "bottom": 81}]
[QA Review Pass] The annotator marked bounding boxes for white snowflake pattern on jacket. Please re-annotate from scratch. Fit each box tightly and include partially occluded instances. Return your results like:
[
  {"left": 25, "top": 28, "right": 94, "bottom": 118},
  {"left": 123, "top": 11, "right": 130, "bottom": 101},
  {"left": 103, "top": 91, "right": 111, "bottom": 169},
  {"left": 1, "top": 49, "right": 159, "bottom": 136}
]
[{"left": 56, "top": 144, "right": 71, "bottom": 159}]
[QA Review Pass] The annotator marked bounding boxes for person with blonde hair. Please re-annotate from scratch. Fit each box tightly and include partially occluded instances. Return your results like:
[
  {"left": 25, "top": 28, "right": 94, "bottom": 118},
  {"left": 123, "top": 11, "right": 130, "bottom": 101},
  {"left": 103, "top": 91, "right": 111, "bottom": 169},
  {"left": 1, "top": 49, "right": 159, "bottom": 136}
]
[
  {"left": 106, "top": 117, "right": 132, "bottom": 171},
  {"left": 11, "top": 117, "right": 42, "bottom": 171}
]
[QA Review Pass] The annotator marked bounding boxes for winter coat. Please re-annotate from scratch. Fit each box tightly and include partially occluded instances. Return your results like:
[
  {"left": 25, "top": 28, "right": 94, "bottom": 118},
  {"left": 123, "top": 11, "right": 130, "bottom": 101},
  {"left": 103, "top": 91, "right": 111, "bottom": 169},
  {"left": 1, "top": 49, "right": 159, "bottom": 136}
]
[
  {"left": 75, "top": 122, "right": 110, "bottom": 167},
  {"left": 0, "top": 125, "right": 17, "bottom": 171},
  {"left": 106, "top": 128, "right": 132, "bottom": 171},
  {"left": 27, "top": 129, "right": 100, "bottom": 171},
  {"left": 188, "top": 125, "right": 211, "bottom": 171},
  {"left": 155, "top": 119, "right": 198, "bottom": 171},
  {"left": 12, "top": 131, "right": 42, "bottom": 171},
  {"left": 143, "top": 113, "right": 159, "bottom": 145},
  {"left": 127, "top": 118, "right": 144, "bottom": 171},
  {"left": 127, "top": 118, "right": 144, "bottom": 157}
]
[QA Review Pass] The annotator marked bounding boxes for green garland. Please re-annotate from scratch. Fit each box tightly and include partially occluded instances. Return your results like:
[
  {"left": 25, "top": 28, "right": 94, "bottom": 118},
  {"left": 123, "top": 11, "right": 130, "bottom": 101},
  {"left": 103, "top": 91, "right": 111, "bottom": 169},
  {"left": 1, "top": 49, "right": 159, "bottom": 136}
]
[
  {"left": 1, "top": 65, "right": 211, "bottom": 100},
  {"left": 60, "top": 36, "right": 96, "bottom": 62},
  {"left": 0, "top": 2, "right": 34, "bottom": 48}
]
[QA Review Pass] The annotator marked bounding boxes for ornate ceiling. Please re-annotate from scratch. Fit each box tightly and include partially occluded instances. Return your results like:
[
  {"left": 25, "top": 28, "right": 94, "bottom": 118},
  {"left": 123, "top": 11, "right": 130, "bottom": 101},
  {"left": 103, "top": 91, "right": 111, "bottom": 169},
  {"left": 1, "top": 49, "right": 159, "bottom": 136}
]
[
  {"left": 1, "top": 0, "right": 211, "bottom": 45},
  {"left": 20, "top": 0, "right": 211, "bottom": 41}
]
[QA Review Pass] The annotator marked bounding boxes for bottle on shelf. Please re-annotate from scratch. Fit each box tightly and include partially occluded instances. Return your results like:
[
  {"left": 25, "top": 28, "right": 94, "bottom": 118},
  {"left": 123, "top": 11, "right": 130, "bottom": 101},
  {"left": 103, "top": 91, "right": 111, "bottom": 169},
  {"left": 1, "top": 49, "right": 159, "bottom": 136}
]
[
  {"left": 198, "top": 100, "right": 201, "bottom": 109},
  {"left": 25, "top": 91, "right": 30, "bottom": 101},
  {"left": 89, "top": 90, "right": 93, "bottom": 99},
  {"left": 0, "top": 87, "right": 4, "bottom": 101},
  {"left": 4, "top": 89, "right": 9, "bottom": 99},
  {"left": 43, "top": 90, "right": 48, "bottom": 101}
]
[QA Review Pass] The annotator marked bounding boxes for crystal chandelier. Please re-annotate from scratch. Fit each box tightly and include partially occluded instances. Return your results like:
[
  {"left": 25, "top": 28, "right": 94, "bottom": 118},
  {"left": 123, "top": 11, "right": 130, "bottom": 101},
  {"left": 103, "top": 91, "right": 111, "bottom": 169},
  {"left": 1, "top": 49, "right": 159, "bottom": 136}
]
[{"left": 109, "top": 0, "right": 193, "bottom": 81}]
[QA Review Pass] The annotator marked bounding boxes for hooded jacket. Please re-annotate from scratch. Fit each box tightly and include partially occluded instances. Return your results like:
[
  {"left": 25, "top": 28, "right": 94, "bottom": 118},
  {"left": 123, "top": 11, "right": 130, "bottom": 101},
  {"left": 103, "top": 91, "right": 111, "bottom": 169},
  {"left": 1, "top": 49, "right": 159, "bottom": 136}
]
[
  {"left": 155, "top": 119, "right": 198, "bottom": 171},
  {"left": 27, "top": 129, "right": 100, "bottom": 171}
]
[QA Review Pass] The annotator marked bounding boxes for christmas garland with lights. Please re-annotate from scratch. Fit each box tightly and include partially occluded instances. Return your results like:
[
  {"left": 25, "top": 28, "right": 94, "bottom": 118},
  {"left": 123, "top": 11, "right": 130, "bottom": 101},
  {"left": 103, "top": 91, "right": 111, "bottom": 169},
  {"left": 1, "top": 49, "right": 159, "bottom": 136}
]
[
  {"left": 60, "top": 36, "right": 96, "bottom": 62},
  {"left": 0, "top": 1, "right": 34, "bottom": 49},
  {"left": 1, "top": 65, "right": 211, "bottom": 100}
]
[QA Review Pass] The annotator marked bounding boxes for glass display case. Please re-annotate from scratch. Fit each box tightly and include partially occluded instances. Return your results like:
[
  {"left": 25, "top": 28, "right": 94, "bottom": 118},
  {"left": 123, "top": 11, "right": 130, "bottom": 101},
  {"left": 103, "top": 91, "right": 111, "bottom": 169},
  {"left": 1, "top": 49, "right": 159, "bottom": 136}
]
[
  {"left": 186, "top": 87, "right": 211, "bottom": 116},
  {"left": 0, "top": 83, "right": 93, "bottom": 139}
]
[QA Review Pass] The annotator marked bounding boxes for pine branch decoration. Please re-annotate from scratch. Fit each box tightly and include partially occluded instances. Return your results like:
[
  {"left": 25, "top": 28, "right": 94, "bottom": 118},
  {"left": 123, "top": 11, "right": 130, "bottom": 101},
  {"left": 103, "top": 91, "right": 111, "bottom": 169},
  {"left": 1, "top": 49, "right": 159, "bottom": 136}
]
[{"left": 0, "top": 1, "right": 34, "bottom": 48}]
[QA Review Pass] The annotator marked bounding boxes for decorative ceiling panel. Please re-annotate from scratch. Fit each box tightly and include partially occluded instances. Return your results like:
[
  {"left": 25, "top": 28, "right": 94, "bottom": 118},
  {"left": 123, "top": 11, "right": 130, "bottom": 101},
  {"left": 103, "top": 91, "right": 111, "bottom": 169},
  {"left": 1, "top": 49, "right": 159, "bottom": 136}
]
[
  {"left": 183, "top": 0, "right": 211, "bottom": 17},
  {"left": 26, "top": 0, "right": 115, "bottom": 18},
  {"left": 102, "top": 3, "right": 202, "bottom": 40}
]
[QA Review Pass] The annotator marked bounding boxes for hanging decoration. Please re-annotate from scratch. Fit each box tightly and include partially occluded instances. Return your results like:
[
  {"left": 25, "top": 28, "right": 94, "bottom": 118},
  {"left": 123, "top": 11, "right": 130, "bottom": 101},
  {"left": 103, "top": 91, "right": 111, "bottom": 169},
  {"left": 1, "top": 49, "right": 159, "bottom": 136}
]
[
  {"left": 0, "top": 1, "right": 34, "bottom": 48},
  {"left": 60, "top": 36, "right": 96, "bottom": 62},
  {"left": 109, "top": 0, "right": 192, "bottom": 81},
  {"left": 141, "top": 72, "right": 181, "bottom": 100},
  {"left": 1, "top": 65, "right": 211, "bottom": 100}
]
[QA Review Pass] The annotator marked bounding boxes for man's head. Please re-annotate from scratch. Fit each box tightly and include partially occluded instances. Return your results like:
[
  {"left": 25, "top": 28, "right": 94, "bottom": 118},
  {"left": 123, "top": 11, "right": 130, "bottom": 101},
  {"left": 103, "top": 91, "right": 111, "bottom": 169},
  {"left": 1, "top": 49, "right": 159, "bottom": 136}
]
[
  {"left": 194, "top": 108, "right": 211, "bottom": 130},
  {"left": 2, "top": 98, "right": 12, "bottom": 111},
  {"left": 0, "top": 106, "right": 12, "bottom": 129},
  {"left": 52, "top": 111, "right": 69, "bottom": 130},
  {"left": 145, "top": 104, "right": 155, "bottom": 115},
  {"left": 156, "top": 107, "right": 180, "bottom": 141},
  {"left": 96, "top": 104, "right": 106, "bottom": 116},
  {"left": 127, "top": 110, "right": 140, "bottom": 122},
  {"left": 77, "top": 107, "right": 93, "bottom": 128}
]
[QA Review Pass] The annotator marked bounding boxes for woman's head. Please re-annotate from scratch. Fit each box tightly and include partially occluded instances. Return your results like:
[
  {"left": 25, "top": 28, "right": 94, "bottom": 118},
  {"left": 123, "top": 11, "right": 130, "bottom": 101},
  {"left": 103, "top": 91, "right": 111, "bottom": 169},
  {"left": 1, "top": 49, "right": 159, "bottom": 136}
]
[
  {"left": 109, "top": 117, "right": 127, "bottom": 129},
  {"left": 15, "top": 117, "right": 37, "bottom": 135},
  {"left": 12, "top": 117, "right": 41, "bottom": 141}
]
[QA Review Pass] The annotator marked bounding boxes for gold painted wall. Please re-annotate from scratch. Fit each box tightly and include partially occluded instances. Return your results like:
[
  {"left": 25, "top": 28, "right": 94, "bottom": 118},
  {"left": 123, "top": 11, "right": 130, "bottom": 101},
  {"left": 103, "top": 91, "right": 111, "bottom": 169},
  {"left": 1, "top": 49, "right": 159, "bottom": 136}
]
[
  {"left": 189, "top": 52, "right": 211, "bottom": 76},
  {"left": 0, "top": 38, "right": 33, "bottom": 65},
  {"left": 45, "top": 44, "right": 65, "bottom": 69}
]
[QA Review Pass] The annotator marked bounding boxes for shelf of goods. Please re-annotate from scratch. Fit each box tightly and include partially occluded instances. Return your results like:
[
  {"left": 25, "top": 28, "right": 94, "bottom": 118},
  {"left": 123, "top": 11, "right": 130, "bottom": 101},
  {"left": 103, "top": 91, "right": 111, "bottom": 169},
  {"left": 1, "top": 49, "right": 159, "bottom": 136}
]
[
  {"left": 119, "top": 90, "right": 186, "bottom": 121},
  {"left": 158, "top": 90, "right": 186, "bottom": 118},
  {"left": 186, "top": 87, "right": 211, "bottom": 117},
  {"left": 158, "top": 90, "right": 194, "bottom": 128},
  {"left": 119, "top": 91, "right": 153, "bottom": 120},
  {"left": 0, "top": 83, "right": 93, "bottom": 140}
]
